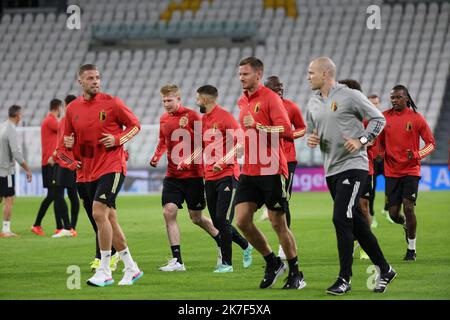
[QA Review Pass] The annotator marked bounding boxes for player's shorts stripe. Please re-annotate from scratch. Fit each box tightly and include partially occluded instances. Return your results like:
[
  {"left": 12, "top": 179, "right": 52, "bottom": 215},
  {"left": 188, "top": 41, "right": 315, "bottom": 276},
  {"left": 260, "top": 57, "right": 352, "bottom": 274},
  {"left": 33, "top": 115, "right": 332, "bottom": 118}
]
[
  {"left": 111, "top": 173, "right": 120, "bottom": 194},
  {"left": 286, "top": 173, "right": 294, "bottom": 201},
  {"left": 280, "top": 175, "right": 287, "bottom": 199},
  {"left": 346, "top": 181, "right": 360, "bottom": 218},
  {"left": 7, "top": 175, "right": 12, "bottom": 188},
  {"left": 226, "top": 188, "right": 236, "bottom": 221}
]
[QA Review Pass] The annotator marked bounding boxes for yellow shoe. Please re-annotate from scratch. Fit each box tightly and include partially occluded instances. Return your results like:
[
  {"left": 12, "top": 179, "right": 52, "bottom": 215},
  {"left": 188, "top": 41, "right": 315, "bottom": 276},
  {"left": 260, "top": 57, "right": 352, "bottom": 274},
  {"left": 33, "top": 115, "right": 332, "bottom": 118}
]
[
  {"left": 110, "top": 252, "right": 121, "bottom": 272},
  {"left": 360, "top": 249, "right": 370, "bottom": 260},
  {"left": 90, "top": 258, "right": 100, "bottom": 272}
]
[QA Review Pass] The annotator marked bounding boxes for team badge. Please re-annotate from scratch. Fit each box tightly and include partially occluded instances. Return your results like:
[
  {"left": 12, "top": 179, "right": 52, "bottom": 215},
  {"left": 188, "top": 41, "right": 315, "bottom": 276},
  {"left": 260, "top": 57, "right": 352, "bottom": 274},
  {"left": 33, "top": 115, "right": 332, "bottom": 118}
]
[
  {"left": 331, "top": 101, "right": 338, "bottom": 112},
  {"left": 254, "top": 103, "right": 260, "bottom": 113},
  {"left": 406, "top": 122, "right": 413, "bottom": 131},
  {"left": 99, "top": 111, "right": 106, "bottom": 121}
]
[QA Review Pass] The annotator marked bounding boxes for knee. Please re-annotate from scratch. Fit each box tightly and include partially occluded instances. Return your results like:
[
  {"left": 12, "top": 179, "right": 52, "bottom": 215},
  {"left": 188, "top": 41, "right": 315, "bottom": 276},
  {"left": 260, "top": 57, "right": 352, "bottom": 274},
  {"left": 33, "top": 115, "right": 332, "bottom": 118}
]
[
  {"left": 270, "top": 218, "right": 286, "bottom": 234},
  {"left": 190, "top": 215, "right": 202, "bottom": 226},
  {"left": 92, "top": 202, "right": 108, "bottom": 222},
  {"left": 163, "top": 206, "right": 177, "bottom": 222}
]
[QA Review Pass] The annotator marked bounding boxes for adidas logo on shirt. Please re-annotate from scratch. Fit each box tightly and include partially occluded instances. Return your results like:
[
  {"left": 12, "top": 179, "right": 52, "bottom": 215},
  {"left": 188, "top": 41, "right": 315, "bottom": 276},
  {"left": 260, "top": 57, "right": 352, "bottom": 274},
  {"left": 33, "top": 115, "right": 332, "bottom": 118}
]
[{"left": 343, "top": 179, "right": 350, "bottom": 185}]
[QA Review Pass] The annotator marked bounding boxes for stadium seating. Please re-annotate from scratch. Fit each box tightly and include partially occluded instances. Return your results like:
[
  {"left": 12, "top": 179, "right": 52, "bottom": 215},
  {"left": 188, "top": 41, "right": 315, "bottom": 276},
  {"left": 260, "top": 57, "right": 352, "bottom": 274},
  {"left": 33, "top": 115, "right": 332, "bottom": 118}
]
[{"left": 0, "top": 0, "right": 449, "bottom": 168}]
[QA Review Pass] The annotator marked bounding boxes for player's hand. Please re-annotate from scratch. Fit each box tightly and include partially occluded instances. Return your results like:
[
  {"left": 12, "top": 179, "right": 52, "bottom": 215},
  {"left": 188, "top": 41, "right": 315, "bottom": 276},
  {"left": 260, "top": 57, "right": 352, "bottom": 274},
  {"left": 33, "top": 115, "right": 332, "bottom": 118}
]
[
  {"left": 177, "top": 161, "right": 189, "bottom": 171},
  {"left": 213, "top": 162, "right": 223, "bottom": 172},
  {"left": 243, "top": 112, "right": 255, "bottom": 128},
  {"left": 367, "top": 140, "right": 375, "bottom": 147},
  {"left": 47, "top": 156, "right": 55, "bottom": 166},
  {"left": 179, "top": 115, "right": 188, "bottom": 128},
  {"left": 68, "top": 160, "right": 81, "bottom": 171},
  {"left": 150, "top": 156, "right": 158, "bottom": 167},
  {"left": 236, "top": 145, "right": 244, "bottom": 158},
  {"left": 25, "top": 170, "right": 32, "bottom": 183},
  {"left": 307, "top": 129, "right": 320, "bottom": 148},
  {"left": 344, "top": 138, "right": 362, "bottom": 153},
  {"left": 64, "top": 133, "right": 75, "bottom": 149},
  {"left": 99, "top": 133, "right": 116, "bottom": 148}
]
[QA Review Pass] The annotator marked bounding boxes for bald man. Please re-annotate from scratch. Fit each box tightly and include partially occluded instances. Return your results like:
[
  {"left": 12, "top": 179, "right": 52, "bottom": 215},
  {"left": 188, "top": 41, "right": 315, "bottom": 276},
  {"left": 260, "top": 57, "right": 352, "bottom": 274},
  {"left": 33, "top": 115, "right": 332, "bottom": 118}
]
[{"left": 306, "top": 57, "right": 396, "bottom": 295}]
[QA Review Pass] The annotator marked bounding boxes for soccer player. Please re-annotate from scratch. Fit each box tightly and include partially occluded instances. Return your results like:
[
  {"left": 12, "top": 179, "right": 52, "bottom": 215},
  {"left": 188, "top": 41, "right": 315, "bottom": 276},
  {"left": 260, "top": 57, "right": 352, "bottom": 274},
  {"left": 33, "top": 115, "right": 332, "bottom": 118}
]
[
  {"left": 368, "top": 94, "right": 393, "bottom": 224},
  {"left": 196, "top": 85, "right": 253, "bottom": 272},
  {"left": 59, "top": 64, "right": 143, "bottom": 286},
  {"left": 306, "top": 57, "right": 396, "bottom": 295},
  {"left": 378, "top": 84, "right": 435, "bottom": 261},
  {"left": 337, "top": 79, "right": 371, "bottom": 261},
  {"left": 150, "top": 84, "right": 221, "bottom": 272},
  {"left": 31, "top": 99, "right": 70, "bottom": 237},
  {"left": 0, "top": 105, "right": 33, "bottom": 237},
  {"left": 234, "top": 57, "right": 306, "bottom": 290},
  {"left": 263, "top": 76, "right": 307, "bottom": 260},
  {"left": 52, "top": 94, "right": 80, "bottom": 238}
]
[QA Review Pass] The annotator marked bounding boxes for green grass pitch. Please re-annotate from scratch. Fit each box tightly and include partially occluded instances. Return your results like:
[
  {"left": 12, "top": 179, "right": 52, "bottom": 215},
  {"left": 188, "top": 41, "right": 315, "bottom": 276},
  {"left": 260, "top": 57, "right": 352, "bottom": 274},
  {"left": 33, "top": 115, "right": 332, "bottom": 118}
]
[{"left": 1, "top": 191, "right": 449, "bottom": 300}]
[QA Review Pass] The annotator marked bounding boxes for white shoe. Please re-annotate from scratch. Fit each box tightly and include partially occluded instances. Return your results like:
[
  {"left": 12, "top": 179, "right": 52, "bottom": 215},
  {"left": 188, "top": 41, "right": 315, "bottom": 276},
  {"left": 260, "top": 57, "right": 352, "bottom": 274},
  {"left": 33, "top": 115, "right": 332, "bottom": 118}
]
[
  {"left": 216, "top": 247, "right": 222, "bottom": 267},
  {"left": 87, "top": 267, "right": 114, "bottom": 287},
  {"left": 259, "top": 207, "right": 269, "bottom": 222},
  {"left": 159, "top": 258, "right": 186, "bottom": 272},
  {"left": 51, "top": 229, "right": 72, "bottom": 238},
  {"left": 0, "top": 231, "right": 17, "bottom": 238},
  {"left": 278, "top": 244, "right": 287, "bottom": 261},
  {"left": 118, "top": 263, "right": 144, "bottom": 285}
]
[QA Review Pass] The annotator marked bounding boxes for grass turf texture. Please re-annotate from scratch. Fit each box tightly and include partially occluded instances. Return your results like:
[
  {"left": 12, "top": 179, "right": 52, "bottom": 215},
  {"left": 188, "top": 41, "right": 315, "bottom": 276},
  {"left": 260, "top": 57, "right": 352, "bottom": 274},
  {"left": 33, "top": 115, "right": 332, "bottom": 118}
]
[{"left": 1, "top": 191, "right": 449, "bottom": 300}]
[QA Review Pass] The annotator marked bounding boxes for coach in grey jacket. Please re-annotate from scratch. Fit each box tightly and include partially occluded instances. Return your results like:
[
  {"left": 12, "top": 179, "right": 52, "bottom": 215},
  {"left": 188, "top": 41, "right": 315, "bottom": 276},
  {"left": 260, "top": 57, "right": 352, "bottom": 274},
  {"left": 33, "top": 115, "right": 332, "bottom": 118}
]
[
  {"left": 305, "top": 57, "right": 396, "bottom": 295},
  {"left": 0, "top": 105, "right": 32, "bottom": 237}
]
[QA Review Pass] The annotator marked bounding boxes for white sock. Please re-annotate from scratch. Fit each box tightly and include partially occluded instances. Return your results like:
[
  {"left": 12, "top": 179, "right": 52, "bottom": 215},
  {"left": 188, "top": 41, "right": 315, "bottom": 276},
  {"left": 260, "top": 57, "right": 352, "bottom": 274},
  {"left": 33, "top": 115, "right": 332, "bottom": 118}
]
[
  {"left": 100, "top": 250, "right": 112, "bottom": 272},
  {"left": 408, "top": 238, "right": 416, "bottom": 251},
  {"left": 2, "top": 221, "right": 10, "bottom": 233},
  {"left": 119, "top": 247, "right": 136, "bottom": 269}
]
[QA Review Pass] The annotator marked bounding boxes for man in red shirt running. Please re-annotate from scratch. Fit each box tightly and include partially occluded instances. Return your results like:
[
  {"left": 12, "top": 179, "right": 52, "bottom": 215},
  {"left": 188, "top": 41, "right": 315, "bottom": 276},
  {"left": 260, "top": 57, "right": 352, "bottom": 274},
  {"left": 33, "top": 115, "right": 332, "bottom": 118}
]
[
  {"left": 234, "top": 57, "right": 306, "bottom": 290},
  {"left": 196, "top": 85, "right": 253, "bottom": 273},
  {"left": 379, "top": 84, "right": 435, "bottom": 261},
  {"left": 31, "top": 99, "right": 66, "bottom": 236},
  {"left": 264, "top": 76, "right": 307, "bottom": 259},
  {"left": 150, "top": 84, "right": 220, "bottom": 272},
  {"left": 60, "top": 64, "right": 143, "bottom": 286}
]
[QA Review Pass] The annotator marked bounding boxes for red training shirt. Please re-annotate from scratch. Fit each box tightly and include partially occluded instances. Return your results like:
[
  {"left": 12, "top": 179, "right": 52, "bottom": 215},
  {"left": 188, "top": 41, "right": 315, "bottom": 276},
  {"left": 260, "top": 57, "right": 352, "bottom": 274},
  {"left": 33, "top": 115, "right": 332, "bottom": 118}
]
[
  {"left": 202, "top": 105, "right": 240, "bottom": 181},
  {"left": 41, "top": 112, "right": 58, "bottom": 166},
  {"left": 151, "top": 105, "right": 203, "bottom": 179},
  {"left": 282, "top": 98, "right": 306, "bottom": 164},
  {"left": 379, "top": 107, "right": 435, "bottom": 177},
  {"left": 237, "top": 85, "right": 292, "bottom": 177},
  {"left": 59, "top": 92, "right": 140, "bottom": 182}
]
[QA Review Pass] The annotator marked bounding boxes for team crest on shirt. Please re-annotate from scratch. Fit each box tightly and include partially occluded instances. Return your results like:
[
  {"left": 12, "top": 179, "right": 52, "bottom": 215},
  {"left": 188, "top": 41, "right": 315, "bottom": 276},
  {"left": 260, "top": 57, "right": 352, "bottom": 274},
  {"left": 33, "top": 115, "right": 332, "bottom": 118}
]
[
  {"left": 254, "top": 103, "right": 260, "bottom": 113},
  {"left": 331, "top": 101, "right": 338, "bottom": 112},
  {"left": 406, "top": 122, "right": 413, "bottom": 131},
  {"left": 99, "top": 111, "right": 106, "bottom": 122}
]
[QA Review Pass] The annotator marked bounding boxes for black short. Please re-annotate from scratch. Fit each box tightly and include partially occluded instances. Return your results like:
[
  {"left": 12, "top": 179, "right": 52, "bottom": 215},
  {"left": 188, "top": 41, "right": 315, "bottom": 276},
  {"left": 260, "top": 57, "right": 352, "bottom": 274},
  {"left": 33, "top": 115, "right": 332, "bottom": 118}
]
[
  {"left": 385, "top": 176, "right": 420, "bottom": 207},
  {"left": 162, "top": 177, "right": 206, "bottom": 210},
  {"left": 42, "top": 165, "right": 56, "bottom": 188},
  {"left": 76, "top": 173, "right": 125, "bottom": 209},
  {"left": 360, "top": 174, "right": 373, "bottom": 200},
  {"left": 234, "top": 174, "right": 289, "bottom": 212},
  {"left": 286, "top": 162, "right": 296, "bottom": 201},
  {"left": 54, "top": 164, "right": 76, "bottom": 188},
  {"left": 0, "top": 174, "right": 15, "bottom": 197},
  {"left": 205, "top": 176, "right": 237, "bottom": 222}
]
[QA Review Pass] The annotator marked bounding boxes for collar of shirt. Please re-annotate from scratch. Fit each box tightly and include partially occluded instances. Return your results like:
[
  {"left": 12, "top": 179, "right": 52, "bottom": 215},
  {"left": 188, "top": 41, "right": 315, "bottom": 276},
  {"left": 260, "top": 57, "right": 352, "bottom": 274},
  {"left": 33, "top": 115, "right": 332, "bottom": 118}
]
[
  {"left": 244, "top": 84, "right": 264, "bottom": 101},
  {"left": 168, "top": 105, "right": 186, "bottom": 116},
  {"left": 81, "top": 92, "right": 100, "bottom": 103},
  {"left": 205, "top": 104, "right": 220, "bottom": 118}
]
